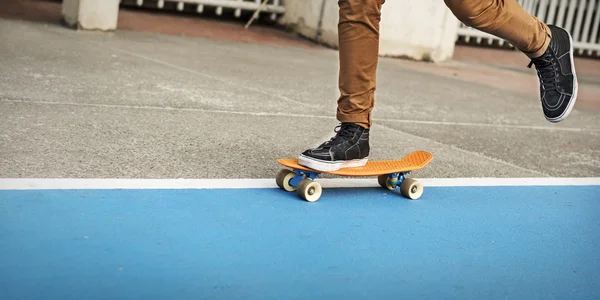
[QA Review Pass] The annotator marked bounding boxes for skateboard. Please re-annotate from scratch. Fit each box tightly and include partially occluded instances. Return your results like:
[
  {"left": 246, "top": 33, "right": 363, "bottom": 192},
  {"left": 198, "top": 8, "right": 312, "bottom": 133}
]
[{"left": 276, "top": 150, "right": 433, "bottom": 202}]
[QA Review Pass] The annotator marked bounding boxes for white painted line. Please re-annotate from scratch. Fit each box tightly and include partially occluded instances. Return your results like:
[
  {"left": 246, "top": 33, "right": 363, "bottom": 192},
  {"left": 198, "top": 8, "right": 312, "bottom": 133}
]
[
  {"left": 378, "top": 118, "right": 600, "bottom": 133},
  {"left": 86, "top": 41, "right": 321, "bottom": 112},
  {"left": 3, "top": 99, "right": 597, "bottom": 133},
  {"left": 421, "top": 177, "right": 600, "bottom": 186},
  {"left": 0, "top": 179, "right": 277, "bottom": 190},
  {"left": 0, "top": 99, "right": 334, "bottom": 120},
  {"left": 0, "top": 178, "right": 599, "bottom": 190}
]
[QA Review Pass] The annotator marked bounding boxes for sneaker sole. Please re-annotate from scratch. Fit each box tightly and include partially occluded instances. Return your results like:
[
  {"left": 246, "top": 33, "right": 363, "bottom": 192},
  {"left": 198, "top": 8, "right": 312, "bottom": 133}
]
[
  {"left": 547, "top": 28, "right": 578, "bottom": 123},
  {"left": 297, "top": 155, "right": 368, "bottom": 172}
]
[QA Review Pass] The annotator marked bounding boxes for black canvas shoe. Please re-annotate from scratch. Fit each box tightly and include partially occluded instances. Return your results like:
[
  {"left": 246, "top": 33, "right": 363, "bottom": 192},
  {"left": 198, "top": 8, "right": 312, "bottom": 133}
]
[
  {"left": 298, "top": 123, "right": 370, "bottom": 172},
  {"left": 527, "top": 24, "right": 578, "bottom": 123}
]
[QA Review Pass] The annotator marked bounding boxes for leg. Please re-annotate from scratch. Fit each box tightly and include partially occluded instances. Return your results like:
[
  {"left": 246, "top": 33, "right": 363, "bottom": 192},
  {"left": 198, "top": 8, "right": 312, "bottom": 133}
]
[
  {"left": 444, "top": 0, "right": 551, "bottom": 57},
  {"left": 445, "top": 0, "right": 578, "bottom": 123},
  {"left": 297, "top": 0, "right": 384, "bottom": 172},
  {"left": 337, "top": 0, "right": 384, "bottom": 129}
]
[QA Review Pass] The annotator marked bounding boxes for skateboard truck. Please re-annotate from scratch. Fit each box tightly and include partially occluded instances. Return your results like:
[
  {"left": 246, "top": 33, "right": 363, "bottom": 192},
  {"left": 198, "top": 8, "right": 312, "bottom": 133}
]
[{"left": 281, "top": 169, "right": 322, "bottom": 202}]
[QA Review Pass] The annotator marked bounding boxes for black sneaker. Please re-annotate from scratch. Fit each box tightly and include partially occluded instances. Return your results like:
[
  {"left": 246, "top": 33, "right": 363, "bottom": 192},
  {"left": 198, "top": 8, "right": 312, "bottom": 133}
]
[
  {"left": 527, "top": 24, "right": 578, "bottom": 123},
  {"left": 298, "top": 123, "right": 370, "bottom": 172}
]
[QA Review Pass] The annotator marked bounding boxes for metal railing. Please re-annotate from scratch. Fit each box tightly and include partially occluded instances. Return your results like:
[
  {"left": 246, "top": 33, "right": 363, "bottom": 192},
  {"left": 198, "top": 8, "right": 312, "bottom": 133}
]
[
  {"left": 456, "top": 0, "right": 600, "bottom": 57},
  {"left": 121, "top": 0, "right": 285, "bottom": 21}
]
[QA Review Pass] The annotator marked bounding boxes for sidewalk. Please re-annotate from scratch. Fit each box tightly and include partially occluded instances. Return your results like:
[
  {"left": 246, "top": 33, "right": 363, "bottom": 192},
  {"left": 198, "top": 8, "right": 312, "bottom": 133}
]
[
  {"left": 5, "top": 0, "right": 600, "bottom": 109},
  {"left": 1, "top": 1, "right": 599, "bottom": 179}
]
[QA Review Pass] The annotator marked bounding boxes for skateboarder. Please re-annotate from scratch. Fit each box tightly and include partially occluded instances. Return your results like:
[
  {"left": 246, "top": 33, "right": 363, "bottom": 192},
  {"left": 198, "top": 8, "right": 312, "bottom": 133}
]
[{"left": 298, "top": 0, "right": 578, "bottom": 172}]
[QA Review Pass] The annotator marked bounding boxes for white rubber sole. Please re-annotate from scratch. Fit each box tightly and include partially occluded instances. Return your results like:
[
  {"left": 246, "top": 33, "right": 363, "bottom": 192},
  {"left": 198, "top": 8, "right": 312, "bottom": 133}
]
[
  {"left": 297, "top": 155, "right": 368, "bottom": 172},
  {"left": 547, "top": 29, "right": 578, "bottom": 123}
]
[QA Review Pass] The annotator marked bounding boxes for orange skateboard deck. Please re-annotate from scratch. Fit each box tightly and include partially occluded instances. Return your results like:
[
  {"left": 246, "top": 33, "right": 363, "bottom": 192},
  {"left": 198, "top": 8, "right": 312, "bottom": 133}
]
[{"left": 276, "top": 150, "right": 433, "bottom": 202}]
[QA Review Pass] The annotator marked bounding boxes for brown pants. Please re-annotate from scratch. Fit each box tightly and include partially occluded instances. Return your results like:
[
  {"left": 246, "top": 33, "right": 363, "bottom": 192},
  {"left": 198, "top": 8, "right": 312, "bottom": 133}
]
[{"left": 337, "top": 0, "right": 552, "bottom": 128}]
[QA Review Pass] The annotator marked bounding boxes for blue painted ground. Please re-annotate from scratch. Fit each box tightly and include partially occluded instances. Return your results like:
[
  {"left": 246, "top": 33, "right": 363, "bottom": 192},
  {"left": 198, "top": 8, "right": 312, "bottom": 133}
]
[{"left": 1, "top": 185, "right": 599, "bottom": 300}]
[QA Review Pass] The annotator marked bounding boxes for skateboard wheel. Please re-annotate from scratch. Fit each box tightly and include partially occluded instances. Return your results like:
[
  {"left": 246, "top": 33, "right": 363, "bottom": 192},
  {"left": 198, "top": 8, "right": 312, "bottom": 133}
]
[
  {"left": 276, "top": 169, "right": 297, "bottom": 192},
  {"left": 400, "top": 178, "right": 423, "bottom": 200},
  {"left": 297, "top": 179, "right": 322, "bottom": 202},
  {"left": 378, "top": 174, "right": 397, "bottom": 191}
]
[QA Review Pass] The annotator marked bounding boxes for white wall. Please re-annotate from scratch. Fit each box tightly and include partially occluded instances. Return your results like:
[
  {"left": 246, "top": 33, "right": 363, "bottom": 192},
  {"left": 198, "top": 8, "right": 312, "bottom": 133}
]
[
  {"left": 278, "top": 0, "right": 339, "bottom": 48},
  {"left": 379, "top": 0, "right": 459, "bottom": 61},
  {"left": 61, "top": 0, "right": 80, "bottom": 26},
  {"left": 279, "top": 0, "right": 460, "bottom": 62},
  {"left": 62, "top": 0, "right": 120, "bottom": 31}
]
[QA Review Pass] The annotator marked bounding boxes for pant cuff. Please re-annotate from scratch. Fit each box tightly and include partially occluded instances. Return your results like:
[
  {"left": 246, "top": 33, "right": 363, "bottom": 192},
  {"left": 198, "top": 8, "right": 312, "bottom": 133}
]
[
  {"left": 523, "top": 23, "right": 552, "bottom": 58},
  {"left": 336, "top": 110, "right": 371, "bottom": 128}
]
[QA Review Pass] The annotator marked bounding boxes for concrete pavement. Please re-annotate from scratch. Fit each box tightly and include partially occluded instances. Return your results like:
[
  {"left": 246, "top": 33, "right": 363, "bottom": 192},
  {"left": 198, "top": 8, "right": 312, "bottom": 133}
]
[{"left": 1, "top": 17, "right": 599, "bottom": 179}]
